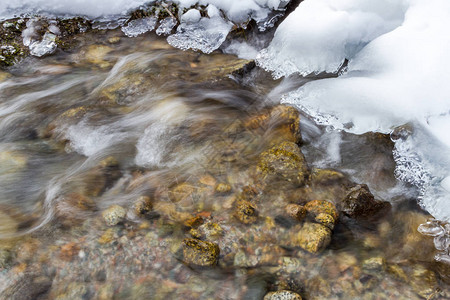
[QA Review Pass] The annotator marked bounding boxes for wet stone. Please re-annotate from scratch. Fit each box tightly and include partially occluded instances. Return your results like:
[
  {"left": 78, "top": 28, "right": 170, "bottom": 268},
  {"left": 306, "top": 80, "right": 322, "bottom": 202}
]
[
  {"left": 132, "top": 196, "right": 152, "bottom": 217},
  {"left": 184, "top": 216, "right": 204, "bottom": 228},
  {"left": 102, "top": 204, "right": 126, "bottom": 226},
  {"left": 169, "top": 182, "right": 196, "bottom": 203},
  {"left": 314, "top": 213, "right": 335, "bottom": 230},
  {"left": 234, "top": 200, "right": 258, "bottom": 224},
  {"left": 0, "top": 248, "right": 12, "bottom": 268},
  {"left": 182, "top": 238, "right": 220, "bottom": 267},
  {"left": 0, "top": 210, "right": 19, "bottom": 236},
  {"left": 362, "top": 256, "right": 385, "bottom": 271},
  {"left": 285, "top": 204, "right": 306, "bottom": 222},
  {"left": 268, "top": 105, "right": 302, "bottom": 144},
  {"left": 288, "top": 222, "right": 332, "bottom": 253},
  {"left": 387, "top": 264, "right": 408, "bottom": 282},
  {"left": 191, "top": 222, "right": 224, "bottom": 240},
  {"left": 304, "top": 200, "right": 338, "bottom": 221},
  {"left": 264, "top": 290, "right": 302, "bottom": 300},
  {"left": 342, "top": 184, "right": 391, "bottom": 219},
  {"left": 410, "top": 265, "right": 439, "bottom": 299},
  {"left": 215, "top": 182, "right": 232, "bottom": 194},
  {"left": 258, "top": 141, "right": 308, "bottom": 186},
  {"left": 55, "top": 192, "right": 96, "bottom": 226},
  {"left": 310, "top": 168, "right": 347, "bottom": 185}
]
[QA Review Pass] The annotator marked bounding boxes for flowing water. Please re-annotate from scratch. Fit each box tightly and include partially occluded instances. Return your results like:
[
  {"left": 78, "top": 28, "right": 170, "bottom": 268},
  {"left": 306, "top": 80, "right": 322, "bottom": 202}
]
[{"left": 0, "top": 29, "right": 449, "bottom": 299}]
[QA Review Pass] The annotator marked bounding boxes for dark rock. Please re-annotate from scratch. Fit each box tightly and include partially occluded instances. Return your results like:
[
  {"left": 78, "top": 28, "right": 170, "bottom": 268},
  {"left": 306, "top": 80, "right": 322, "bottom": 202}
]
[{"left": 341, "top": 184, "right": 391, "bottom": 219}]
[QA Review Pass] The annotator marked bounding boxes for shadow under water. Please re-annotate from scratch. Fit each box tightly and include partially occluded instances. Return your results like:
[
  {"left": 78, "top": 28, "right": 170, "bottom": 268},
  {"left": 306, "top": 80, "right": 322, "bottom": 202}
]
[{"left": 0, "top": 30, "right": 448, "bottom": 299}]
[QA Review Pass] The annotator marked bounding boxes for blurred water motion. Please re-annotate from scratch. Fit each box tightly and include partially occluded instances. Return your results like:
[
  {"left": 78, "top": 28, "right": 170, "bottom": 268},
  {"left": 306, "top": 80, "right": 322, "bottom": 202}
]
[{"left": 0, "top": 32, "right": 448, "bottom": 299}]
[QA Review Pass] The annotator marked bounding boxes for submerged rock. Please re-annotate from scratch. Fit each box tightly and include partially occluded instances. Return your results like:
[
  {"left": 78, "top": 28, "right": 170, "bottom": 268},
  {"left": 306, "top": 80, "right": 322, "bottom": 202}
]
[
  {"left": 182, "top": 238, "right": 219, "bottom": 267},
  {"left": 258, "top": 142, "right": 308, "bottom": 186},
  {"left": 268, "top": 105, "right": 302, "bottom": 144},
  {"left": 304, "top": 200, "right": 338, "bottom": 229},
  {"left": 55, "top": 192, "right": 96, "bottom": 226},
  {"left": 287, "top": 222, "right": 332, "bottom": 253},
  {"left": 215, "top": 182, "right": 232, "bottom": 194},
  {"left": 0, "top": 210, "right": 19, "bottom": 236},
  {"left": 310, "top": 168, "right": 348, "bottom": 186},
  {"left": 0, "top": 150, "right": 28, "bottom": 174},
  {"left": 0, "top": 248, "right": 12, "bottom": 268},
  {"left": 362, "top": 256, "right": 385, "bottom": 272},
  {"left": 83, "top": 156, "right": 121, "bottom": 197},
  {"left": 131, "top": 195, "right": 152, "bottom": 217},
  {"left": 285, "top": 204, "right": 306, "bottom": 222},
  {"left": 234, "top": 200, "right": 258, "bottom": 224},
  {"left": 409, "top": 265, "right": 439, "bottom": 299},
  {"left": 192, "top": 222, "right": 224, "bottom": 240},
  {"left": 102, "top": 204, "right": 126, "bottom": 226},
  {"left": 341, "top": 184, "right": 391, "bottom": 220},
  {"left": 245, "top": 105, "right": 301, "bottom": 145},
  {"left": 264, "top": 290, "right": 302, "bottom": 300}
]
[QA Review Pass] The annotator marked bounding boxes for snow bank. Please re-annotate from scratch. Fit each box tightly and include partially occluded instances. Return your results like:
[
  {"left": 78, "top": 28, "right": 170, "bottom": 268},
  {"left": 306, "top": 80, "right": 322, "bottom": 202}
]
[{"left": 0, "top": 0, "right": 149, "bottom": 19}]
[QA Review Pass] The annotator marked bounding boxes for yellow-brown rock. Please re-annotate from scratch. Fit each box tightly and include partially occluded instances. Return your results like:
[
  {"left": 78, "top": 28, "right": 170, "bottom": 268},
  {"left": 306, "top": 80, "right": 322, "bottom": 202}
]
[
  {"left": 132, "top": 196, "right": 152, "bottom": 217},
  {"left": 234, "top": 200, "right": 258, "bottom": 224},
  {"left": 182, "top": 238, "right": 219, "bottom": 267},
  {"left": 304, "top": 200, "right": 338, "bottom": 221},
  {"left": 257, "top": 142, "right": 308, "bottom": 186},
  {"left": 290, "top": 222, "right": 332, "bottom": 253}
]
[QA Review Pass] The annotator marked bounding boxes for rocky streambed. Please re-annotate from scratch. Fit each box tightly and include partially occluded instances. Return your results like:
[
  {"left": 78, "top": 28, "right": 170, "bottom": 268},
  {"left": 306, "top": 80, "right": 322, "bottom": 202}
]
[{"left": 0, "top": 19, "right": 449, "bottom": 300}]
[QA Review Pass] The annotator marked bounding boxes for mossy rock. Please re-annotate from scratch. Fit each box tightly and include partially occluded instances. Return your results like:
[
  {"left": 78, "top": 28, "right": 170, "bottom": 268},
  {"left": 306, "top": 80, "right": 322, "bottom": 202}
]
[
  {"left": 257, "top": 142, "right": 308, "bottom": 186},
  {"left": 234, "top": 200, "right": 258, "bottom": 224},
  {"left": 288, "top": 222, "right": 332, "bottom": 253},
  {"left": 304, "top": 200, "right": 338, "bottom": 221},
  {"left": 182, "top": 238, "right": 219, "bottom": 267}
]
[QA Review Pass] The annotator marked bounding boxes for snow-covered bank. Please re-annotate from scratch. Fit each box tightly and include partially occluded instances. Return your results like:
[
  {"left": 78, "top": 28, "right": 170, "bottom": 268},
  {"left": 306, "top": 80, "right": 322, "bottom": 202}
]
[{"left": 257, "top": 0, "right": 450, "bottom": 221}]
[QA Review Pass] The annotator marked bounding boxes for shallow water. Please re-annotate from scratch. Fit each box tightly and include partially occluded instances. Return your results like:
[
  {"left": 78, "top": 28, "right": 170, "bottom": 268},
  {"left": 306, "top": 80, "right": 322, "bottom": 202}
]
[{"left": 0, "top": 31, "right": 449, "bottom": 299}]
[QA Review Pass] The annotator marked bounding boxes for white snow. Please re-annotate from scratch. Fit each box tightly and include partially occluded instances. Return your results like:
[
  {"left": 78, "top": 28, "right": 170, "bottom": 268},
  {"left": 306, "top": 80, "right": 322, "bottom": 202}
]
[{"left": 0, "top": 0, "right": 149, "bottom": 19}]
